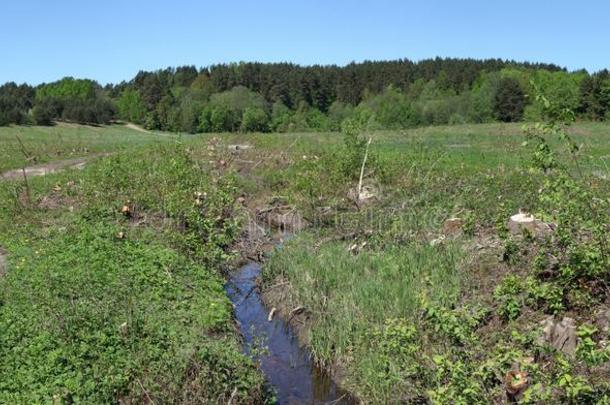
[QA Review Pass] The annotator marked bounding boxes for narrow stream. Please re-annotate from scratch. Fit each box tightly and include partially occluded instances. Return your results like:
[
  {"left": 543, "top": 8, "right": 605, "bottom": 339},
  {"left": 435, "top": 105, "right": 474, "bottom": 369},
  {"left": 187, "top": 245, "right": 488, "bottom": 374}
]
[{"left": 225, "top": 262, "right": 352, "bottom": 404}]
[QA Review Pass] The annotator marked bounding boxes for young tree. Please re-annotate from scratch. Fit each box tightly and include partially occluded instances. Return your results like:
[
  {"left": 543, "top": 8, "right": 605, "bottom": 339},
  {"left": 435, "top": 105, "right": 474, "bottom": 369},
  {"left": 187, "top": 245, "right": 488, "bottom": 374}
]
[
  {"left": 117, "top": 89, "right": 146, "bottom": 124},
  {"left": 577, "top": 72, "right": 610, "bottom": 120},
  {"left": 494, "top": 77, "right": 526, "bottom": 122},
  {"left": 327, "top": 101, "right": 354, "bottom": 131}
]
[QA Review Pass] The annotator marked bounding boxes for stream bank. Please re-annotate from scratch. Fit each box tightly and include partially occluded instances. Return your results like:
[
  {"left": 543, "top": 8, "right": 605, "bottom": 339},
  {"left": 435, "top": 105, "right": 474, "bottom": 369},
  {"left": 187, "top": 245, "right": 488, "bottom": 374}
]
[{"left": 227, "top": 224, "right": 354, "bottom": 404}]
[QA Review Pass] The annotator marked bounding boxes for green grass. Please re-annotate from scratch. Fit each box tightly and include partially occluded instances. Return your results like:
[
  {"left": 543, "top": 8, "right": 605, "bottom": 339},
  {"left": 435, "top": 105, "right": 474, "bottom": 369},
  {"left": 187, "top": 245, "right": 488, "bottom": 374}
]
[
  {"left": 266, "top": 236, "right": 463, "bottom": 354},
  {"left": 247, "top": 121, "right": 610, "bottom": 402},
  {"left": 1, "top": 121, "right": 610, "bottom": 403},
  {"left": 0, "top": 123, "right": 176, "bottom": 172},
  {"left": 0, "top": 138, "right": 267, "bottom": 403}
]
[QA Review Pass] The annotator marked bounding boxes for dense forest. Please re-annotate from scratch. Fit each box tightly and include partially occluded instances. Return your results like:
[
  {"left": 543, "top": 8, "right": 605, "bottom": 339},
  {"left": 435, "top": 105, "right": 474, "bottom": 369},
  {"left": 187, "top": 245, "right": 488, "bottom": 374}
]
[{"left": 1, "top": 58, "right": 609, "bottom": 132}]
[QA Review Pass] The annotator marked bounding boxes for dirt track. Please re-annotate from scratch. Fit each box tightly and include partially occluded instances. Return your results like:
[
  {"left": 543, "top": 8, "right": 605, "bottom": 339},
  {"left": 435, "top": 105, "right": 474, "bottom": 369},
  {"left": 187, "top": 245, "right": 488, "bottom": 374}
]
[
  {"left": 124, "top": 123, "right": 151, "bottom": 134},
  {"left": 1, "top": 157, "right": 91, "bottom": 180}
]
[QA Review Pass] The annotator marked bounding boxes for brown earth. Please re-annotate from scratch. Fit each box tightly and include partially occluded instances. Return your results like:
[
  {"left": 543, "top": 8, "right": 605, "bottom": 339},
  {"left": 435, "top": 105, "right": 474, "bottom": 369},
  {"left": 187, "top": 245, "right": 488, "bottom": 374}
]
[
  {"left": 1, "top": 157, "right": 88, "bottom": 180},
  {"left": 0, "top": 153, "right": 112, "bottom": 181}
]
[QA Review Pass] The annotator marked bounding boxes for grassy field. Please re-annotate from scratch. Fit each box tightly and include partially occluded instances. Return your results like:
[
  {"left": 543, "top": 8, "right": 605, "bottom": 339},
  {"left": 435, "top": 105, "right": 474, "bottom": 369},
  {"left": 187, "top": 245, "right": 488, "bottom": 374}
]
[
  {"left": 246, "top": 121, "right": 610, "bottom": 403},
  {"left": 1, "top": 121, "right": 610, "bottom": 403},
  {"left": 0, "top": 130, "right": 267, "bottom": 403},
  {"left": 0, "top": 123, "right": 177, "bottom": 172}
]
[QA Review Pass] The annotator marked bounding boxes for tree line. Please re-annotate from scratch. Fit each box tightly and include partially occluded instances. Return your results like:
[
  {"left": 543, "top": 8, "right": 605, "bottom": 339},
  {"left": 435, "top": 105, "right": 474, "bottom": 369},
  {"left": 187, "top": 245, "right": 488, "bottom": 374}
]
[{"left": 1, "top": 58, "right": 609, "bottom": 132}]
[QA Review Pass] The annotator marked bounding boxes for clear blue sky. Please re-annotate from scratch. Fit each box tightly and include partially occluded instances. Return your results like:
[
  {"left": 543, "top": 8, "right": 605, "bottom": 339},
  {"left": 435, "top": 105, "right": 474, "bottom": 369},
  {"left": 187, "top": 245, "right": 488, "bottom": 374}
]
[{"left": 1, "top": 0, "right": 609, "bottom": 85}]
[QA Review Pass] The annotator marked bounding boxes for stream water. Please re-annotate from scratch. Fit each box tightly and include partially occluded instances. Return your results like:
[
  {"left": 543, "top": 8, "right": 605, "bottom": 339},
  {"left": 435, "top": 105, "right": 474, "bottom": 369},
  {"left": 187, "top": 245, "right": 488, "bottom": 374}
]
[{"left": 225, "top": 262, "right": 352, "bottom": 404}]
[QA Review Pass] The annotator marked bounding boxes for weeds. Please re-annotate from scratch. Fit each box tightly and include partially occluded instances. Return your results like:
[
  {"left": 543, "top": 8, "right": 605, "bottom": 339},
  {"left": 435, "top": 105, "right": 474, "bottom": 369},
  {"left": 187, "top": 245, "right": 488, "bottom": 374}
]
[
  {"left": 259, "top": 106, "right": 610, "bottom": 402},
  {"left": 2, "top": 117, "right": 610, "bottom": 403},
  {"left": 0, "top": 142, "right": 266, "bottom": 403}
]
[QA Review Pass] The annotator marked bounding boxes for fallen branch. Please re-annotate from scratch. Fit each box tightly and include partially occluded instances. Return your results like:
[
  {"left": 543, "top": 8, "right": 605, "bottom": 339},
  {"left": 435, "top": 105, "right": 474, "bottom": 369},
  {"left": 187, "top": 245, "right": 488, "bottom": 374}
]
[
  {"left": 136, "top": 378, "right": 155, "bottom": 405},
  {"left": 287, "top": 306, "right": 305, "bottom": 323},
  {"left": 266, "top": 281, "right": 289, "bottom": 290},
  {"left": 227, "top": 387, "right": 238, "bottom": 405}
]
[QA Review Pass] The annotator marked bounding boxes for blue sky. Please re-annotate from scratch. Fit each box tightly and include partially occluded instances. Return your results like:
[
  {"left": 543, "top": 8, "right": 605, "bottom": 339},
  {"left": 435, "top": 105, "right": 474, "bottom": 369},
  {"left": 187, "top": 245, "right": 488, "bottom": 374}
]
[{"left": 1, "top": 0, "right": 609, "bottom": 85}]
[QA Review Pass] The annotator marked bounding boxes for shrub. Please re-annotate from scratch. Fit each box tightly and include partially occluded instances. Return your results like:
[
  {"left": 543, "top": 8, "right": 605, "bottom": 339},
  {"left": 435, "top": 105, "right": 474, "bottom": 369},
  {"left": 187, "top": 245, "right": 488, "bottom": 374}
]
[
  {"left": 241, "top": 106, "right": 269, "bottom": 132},
  {"left": 116, "top": 89, "right": 146, "bottom": 124}
]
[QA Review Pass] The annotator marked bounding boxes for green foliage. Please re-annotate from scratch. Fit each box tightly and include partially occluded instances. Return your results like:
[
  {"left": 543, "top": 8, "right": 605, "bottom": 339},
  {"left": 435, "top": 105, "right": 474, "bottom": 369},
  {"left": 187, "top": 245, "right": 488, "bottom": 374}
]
[
  {"left": 253, "top": 101, "right": 610, "bottom": 402},
  {"left": 269, "top": 100, "right": 292, "bottom": 131},
  {"left": 36, "top": 77, "right": 98, "bottom": 101},
  {"left": 241, "top": 106, "right": 270, "bottom": 132},
  {"left": 466, "top": 72, "right": 500, "bottom": 123},
  {"left": 0, "top": 143, "right": 267, "bottom": 403},
  {"left": 265, "top": 233, "right": 463, "bottom": 402},
  {"left": 358, "top": 86, "right": 417, "bottom": 129},
  {"left": 3, "top": 110, "right": 610, "bottom": 404},
  {"left": 494, "top": 273, "right": 565, "bottom": 321},
  {"left": 0, "top": 223, "right": 230, "bottom": 402},
  {"left": 494, "top": 77, "right": 526, "bottom": 122},
  {"left": 494, "top": 275, "right": 524, "bottom": 321},
  {"left": 339, "top": 110, "right": 376, "bottom": 179},
  {"left": 34, "top": 77, "right": 115, "bottom": 125},
  {"left": 423, "top": 302, "right": 488, "bottom": 346},
  {"left": 360, "top": 318, "right": 425, "bottom": 398},
  {"left": 6, "top": 58, "right": 610, "bottom": 132},
  {"left": 173, "top": 87, "right": 208, "bottom": 133},
  {"left": 0, "top": 82, "right": 34, "bottom": 126},
  {"left": 578, "top": 71, "right": 610, "bottom": 120},
  {"left": 116, "top": 88, "right": 146, "bottom": 124},
  {"left": 31, "top": 99, "right": 58, "bottom": 125},
  {"left": 524, "top": 93, "right": 610, "bottom": 307},
  {"left": 199, "top": 103, "right": 232, "bottom": 132},
  {"left": 199, "top": 86, "right": 268, "bottom": 132},
  {"left": 269, "top": 101, "right": 331, "bottom": 132},
  {"left": 327, "top": 100, "right": 354, "bottom": 130},
  {"left": 412, "top": 79, "right": 465, "bottom": 126},
  {"left": 576, "top": 324, "right": 610, "bottom": 366},
  {"left": 524, "top": 70, "right": 585, "bottom": 121}
]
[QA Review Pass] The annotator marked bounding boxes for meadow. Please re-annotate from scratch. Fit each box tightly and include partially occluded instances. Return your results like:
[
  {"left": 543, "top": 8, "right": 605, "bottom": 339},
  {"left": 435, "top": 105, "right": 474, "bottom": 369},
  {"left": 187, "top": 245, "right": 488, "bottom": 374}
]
[
  {"left": 0, "top": 123, "right": 176, "bottom": 173},
  {"left": 0, "top": 125, "right": 266, "bottom": 403},
  {"left": 1, "top": 120, "right": 610, "bottom": 403}
]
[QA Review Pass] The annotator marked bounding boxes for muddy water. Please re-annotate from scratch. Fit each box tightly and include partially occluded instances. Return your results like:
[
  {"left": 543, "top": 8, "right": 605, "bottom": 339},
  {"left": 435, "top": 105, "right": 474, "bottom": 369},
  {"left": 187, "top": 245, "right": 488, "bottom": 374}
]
[{"left": 226, "top": 262, "right": 352, "bottom": 404}]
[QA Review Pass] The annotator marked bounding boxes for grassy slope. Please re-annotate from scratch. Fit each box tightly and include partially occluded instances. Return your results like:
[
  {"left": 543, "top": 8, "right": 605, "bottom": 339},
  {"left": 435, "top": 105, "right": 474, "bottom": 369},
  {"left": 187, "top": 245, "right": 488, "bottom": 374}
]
[
  {"left": 0, "top": 131, "right": 267, "bottom": 403},
  {"left": 0, "top": 123, "right": 177, "bottom": 172}
]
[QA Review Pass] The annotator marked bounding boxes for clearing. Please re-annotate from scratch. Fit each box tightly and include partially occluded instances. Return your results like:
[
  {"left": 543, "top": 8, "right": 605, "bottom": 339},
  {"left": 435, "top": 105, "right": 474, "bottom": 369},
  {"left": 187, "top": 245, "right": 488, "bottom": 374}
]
[{"left": 1, "top": 121, "right": 610, "bottom": 403}]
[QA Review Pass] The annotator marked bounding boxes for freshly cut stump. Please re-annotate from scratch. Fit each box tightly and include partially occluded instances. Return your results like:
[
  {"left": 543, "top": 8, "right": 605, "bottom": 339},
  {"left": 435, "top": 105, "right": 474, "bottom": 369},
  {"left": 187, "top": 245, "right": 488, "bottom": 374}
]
[{"left": 507, "top": 212, "right": 553, "bottom": 237}]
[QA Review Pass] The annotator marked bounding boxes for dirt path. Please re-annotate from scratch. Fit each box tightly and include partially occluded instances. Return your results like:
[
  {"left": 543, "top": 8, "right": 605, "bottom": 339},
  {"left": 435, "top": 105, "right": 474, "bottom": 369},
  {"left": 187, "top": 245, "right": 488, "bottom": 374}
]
[
  {"left": 0, "top": 155, "right": 108, "bottom": 181},
  {"left": 124, "top": 123, "right": 151, "bottom": 134}
]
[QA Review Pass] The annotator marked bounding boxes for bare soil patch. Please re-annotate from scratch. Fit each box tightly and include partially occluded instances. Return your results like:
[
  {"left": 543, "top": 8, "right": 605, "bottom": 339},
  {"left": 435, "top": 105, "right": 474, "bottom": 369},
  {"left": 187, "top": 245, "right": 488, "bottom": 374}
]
[
  {"left": 1, "top": 158, "right": 88, "bottom": 180},
  {"left": 0, "top": 246, "right": 7, "bottom": 277},
  {"left": 124, "top": 123, "right": 151, "bottom": 134},
  {"left": 1, "top": 154, "right": 110, "bottom": 181}
]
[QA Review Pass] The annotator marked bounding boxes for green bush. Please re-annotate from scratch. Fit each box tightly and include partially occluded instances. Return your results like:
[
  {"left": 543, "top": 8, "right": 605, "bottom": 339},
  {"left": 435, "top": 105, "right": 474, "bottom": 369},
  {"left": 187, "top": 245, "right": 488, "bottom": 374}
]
[
  {"left": 241, "top": 106, "right": 270, "bottom": 132},
  {"left": 116, "top": 88, "right": 146, "bottom": 124}
]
